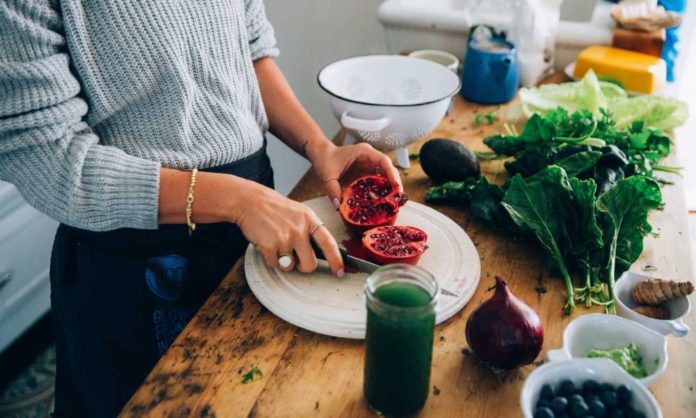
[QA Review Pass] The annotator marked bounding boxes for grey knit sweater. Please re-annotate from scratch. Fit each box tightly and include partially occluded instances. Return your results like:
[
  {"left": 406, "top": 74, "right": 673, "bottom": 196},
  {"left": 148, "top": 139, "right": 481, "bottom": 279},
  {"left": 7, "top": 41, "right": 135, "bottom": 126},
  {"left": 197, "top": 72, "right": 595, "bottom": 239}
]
[{"left": 0, "top": 0, "right": 278, "bottom": 231}]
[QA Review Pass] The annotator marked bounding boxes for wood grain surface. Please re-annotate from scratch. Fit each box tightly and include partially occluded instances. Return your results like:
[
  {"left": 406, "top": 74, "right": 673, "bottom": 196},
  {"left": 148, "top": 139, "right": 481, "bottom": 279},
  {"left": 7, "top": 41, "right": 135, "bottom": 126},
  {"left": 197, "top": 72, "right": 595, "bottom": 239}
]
[{"left": 122, "top": 78, "right": 696, "bottom": 418}]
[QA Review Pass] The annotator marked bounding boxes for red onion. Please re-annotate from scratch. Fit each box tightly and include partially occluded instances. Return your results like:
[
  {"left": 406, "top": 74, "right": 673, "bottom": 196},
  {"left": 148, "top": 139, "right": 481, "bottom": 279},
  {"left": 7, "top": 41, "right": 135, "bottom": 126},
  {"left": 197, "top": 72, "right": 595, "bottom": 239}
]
[{"left": 465, "top": 277, "right": 544, "bottom": 369}]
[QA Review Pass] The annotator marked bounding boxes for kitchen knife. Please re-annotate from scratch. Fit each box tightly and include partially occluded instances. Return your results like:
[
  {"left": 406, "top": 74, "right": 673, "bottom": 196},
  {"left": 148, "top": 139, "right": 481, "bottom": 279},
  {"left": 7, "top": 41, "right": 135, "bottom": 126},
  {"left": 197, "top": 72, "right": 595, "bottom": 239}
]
[
  {"left": 310, "top": 238, "right": 380, "bottom": 274},
  {"left": 310, "top": 238, "right": 459, "bottom": 297}
]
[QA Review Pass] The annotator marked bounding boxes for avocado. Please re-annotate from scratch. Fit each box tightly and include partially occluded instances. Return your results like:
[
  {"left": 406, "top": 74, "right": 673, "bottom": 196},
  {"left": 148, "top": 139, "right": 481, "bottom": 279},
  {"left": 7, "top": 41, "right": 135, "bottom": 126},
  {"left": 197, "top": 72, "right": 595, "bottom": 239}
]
[{"left": 419, "top": 138, "right": 480, "bottom": 184}]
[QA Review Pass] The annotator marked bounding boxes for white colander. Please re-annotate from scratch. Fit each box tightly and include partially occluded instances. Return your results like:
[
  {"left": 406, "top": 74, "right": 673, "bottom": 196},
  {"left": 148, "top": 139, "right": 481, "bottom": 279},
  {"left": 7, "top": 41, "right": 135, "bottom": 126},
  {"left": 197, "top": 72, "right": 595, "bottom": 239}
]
[{"left": 318, "top": 55, "right": 461, "bottom": 168}]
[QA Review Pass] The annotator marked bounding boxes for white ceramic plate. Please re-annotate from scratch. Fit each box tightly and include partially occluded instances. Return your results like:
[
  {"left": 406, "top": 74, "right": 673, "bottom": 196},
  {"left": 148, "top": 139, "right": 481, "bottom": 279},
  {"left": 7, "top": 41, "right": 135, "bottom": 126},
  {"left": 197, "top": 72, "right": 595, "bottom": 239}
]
[{"left": 244, "top": 197, "right": 481, "bottom": 339}]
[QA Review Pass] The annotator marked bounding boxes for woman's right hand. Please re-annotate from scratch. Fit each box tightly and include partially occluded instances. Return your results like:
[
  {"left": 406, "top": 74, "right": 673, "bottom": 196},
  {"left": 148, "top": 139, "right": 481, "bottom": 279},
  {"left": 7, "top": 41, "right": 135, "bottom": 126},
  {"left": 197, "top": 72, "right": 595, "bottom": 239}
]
[{"left": 231, "top": 179, "right": 345, "bottom": 277}]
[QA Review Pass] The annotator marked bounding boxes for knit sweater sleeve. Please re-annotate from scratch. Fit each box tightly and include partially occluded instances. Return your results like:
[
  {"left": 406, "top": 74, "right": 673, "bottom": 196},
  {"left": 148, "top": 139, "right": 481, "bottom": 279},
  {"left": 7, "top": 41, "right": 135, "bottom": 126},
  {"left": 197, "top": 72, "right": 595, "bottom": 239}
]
[
  {"left": 0, "top": 0, "right": 161, "bottom": 231},
  {"left": 245, "top": 0, "right": 279, "bottom": 60}
]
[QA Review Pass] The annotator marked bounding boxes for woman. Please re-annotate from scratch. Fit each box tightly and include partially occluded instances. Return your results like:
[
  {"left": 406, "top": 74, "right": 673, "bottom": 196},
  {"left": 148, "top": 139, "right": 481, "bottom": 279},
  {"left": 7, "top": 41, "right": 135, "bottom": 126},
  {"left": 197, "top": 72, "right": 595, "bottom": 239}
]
[{"left": 0, "top": 1, "right": 401, "bottom": 416}]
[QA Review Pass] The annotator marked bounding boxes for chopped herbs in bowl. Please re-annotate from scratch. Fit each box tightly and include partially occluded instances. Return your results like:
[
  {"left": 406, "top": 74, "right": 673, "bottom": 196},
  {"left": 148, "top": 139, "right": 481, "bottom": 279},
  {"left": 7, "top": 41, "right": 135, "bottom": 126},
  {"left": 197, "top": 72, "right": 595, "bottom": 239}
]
[
  {"left": 545, "top": 314, "right": 668, "bottom": 387},
  {"left": 587, "top": 343, "right": 647, "bottom": 379}
]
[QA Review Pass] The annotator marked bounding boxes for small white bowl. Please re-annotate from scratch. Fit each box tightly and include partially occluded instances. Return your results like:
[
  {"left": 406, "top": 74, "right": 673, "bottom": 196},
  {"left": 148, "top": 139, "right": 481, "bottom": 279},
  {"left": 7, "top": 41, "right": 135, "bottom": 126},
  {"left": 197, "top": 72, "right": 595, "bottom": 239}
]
[
  {"left": 614, "top": 271, "right": 691, "bottom": 337},
  {"left": 546, "top": 313, "right": 668, "bottom": 387},
  {"left": 408, "top": 49, "right": 460, "bottom": 73},
  {"left": 521, "top": 358, "right": 663, "bottom": 418}
]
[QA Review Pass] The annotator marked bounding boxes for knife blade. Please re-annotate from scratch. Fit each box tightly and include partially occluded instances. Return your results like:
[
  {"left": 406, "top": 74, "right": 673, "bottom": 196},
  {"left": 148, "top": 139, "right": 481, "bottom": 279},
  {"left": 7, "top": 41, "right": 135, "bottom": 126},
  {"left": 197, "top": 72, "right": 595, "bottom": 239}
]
[
  {"left": 310, "top": 238, "right": 380, "bottom": 273},
  {"left": 310, "top": 238, "right": 459, "bottom": 297}
]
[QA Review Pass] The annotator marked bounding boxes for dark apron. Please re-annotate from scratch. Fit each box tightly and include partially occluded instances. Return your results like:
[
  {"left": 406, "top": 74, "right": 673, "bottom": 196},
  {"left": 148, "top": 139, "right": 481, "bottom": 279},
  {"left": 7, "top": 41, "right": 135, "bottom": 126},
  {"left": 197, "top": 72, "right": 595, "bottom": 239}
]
[{"left": 50, "top": 144, "right": 273, "bottom": 418}]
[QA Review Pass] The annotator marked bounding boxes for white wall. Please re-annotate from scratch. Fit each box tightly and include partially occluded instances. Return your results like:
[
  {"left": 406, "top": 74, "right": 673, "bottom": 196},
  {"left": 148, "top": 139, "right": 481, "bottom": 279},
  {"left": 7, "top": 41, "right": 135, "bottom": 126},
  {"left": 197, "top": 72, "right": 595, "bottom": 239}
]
[{"left": 264, "top": 0, "right": 388, "bottom": 195}]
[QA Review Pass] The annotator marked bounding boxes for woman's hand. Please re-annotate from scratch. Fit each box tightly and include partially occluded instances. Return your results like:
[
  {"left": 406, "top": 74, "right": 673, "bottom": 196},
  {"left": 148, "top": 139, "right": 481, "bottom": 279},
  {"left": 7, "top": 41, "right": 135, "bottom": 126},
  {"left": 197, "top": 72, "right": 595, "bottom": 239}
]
[
  {"left": 230, "top": 178, "right": 345, "bottom": 277},
  {"left": 309, "top": 141, "right": 403, "bottom": 209}
]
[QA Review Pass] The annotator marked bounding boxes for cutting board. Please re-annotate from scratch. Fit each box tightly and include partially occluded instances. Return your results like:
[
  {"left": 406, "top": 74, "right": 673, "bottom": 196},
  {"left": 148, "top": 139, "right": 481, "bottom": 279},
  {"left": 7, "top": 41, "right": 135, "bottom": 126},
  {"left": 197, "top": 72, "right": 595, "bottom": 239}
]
[{"left": 244, "top": 197, "right": 480, "bottom": 339}]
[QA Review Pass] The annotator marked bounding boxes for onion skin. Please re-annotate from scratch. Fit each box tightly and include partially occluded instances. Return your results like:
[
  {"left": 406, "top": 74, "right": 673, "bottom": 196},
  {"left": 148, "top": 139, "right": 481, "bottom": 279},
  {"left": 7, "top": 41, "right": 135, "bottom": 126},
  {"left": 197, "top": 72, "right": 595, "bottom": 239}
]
[{"left": 465, "top": 277, "right": 544, "bottom": 369}]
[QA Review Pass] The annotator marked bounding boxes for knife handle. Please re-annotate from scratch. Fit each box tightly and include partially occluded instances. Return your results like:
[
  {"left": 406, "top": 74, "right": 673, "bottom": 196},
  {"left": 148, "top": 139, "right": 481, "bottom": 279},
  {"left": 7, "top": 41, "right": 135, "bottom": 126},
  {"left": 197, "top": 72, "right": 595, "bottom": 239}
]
[{"left": 310, "top": 238, "right": 349, "bottom": 265}]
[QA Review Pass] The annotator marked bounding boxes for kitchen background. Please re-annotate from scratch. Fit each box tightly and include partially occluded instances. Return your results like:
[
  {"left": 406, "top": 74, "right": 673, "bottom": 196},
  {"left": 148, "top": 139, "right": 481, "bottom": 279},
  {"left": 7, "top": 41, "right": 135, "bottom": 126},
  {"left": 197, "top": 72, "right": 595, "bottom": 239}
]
[{"left": 1, "top": 0, "right": 694, "bottom": 416}]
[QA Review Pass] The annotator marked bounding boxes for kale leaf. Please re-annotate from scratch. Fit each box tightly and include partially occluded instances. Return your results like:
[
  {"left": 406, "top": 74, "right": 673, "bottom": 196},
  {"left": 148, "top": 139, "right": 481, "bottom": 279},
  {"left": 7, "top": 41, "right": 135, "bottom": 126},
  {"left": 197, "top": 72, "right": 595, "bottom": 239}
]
[
  {"left": 595, "top": 176, "right": 663, "bottom": 313},
  {"left": 501, "top": 166, "right": 577, "bottom": 313}
]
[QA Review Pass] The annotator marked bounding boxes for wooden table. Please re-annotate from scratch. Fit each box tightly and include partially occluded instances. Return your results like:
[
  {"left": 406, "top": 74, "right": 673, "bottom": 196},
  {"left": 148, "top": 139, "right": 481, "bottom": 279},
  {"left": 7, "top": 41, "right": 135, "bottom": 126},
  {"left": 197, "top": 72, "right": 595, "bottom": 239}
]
[{"left": 122, "top": 87, "right": 696, "bottom": 418}]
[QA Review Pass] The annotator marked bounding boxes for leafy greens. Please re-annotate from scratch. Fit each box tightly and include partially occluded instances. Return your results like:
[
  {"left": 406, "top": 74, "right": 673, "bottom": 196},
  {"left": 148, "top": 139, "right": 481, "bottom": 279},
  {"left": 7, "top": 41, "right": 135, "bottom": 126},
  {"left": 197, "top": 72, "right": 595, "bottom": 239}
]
[
  {"left": 517, "top": 70, "right": 688, "bottom": 131},
  {"left": 595, "top": 177, "right": 663, "bottom": 313},
  {"left": 501, "top": 167, "right": 577, "bottom": 313},
  {"left": 426, "top": 106, "right": 671, "bottom": 313}
]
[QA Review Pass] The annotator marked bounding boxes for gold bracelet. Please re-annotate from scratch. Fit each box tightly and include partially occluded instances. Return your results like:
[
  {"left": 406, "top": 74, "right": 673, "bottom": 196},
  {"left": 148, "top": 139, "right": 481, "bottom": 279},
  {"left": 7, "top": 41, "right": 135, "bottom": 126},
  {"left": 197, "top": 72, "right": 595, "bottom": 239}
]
[{"left": 186, "top": 168, "right": 198, "bottom": 236}]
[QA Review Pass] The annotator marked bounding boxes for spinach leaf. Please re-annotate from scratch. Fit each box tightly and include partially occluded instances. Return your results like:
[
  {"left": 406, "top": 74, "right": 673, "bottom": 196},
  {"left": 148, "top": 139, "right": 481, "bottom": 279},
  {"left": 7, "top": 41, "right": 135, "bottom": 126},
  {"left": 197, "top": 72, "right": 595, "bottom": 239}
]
[
  {"left": 567, "top": 177, "right": 604, "bottom": 307},
  {"left": 424, "top": 179, "right": 473, "bottom": 202},
  {"left": 467, "top": 178, "right": 513, "bottom": 229},
  {"left": 425, "top": 177, "right": 514, "bottom": 230},
  {"left": 595, "top": 176, "right": 663, "bottom": 313},
  {"left": 568, "top": 177, "right": 604, "bottom": 255},
  {"left": 501, "top": 166, "right": 577, "bottom": 313},
  {"left": 484, "top": 134, "right": 525, "bottom": 155},
  {"left": 555, "top": 151, "right": 602, "bottom": 177},
  {"left": 504, "top": 143, "right": 558, "bottom": 177},
  {"left": 518, "top": 113, "right": 555, "bottom": 143},
  {"left": 479, "top": 108, "right": 678, "bottom": 190}
]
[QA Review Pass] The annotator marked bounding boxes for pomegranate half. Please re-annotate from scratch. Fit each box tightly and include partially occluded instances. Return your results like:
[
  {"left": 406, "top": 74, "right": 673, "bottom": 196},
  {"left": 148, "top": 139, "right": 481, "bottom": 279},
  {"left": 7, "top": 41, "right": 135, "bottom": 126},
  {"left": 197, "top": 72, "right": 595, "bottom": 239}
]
[
  {"left": 338, "top": 175, "right": 405, "bottom": 235},
  {"left": 361, "top": 225, "right": 428, "bottom": 265}
]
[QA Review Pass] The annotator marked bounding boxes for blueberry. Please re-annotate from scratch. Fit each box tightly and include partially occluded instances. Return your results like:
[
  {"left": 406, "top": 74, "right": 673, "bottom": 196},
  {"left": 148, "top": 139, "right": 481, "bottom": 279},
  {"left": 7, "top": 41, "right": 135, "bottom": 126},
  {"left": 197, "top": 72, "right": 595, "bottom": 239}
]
[
  {"left": 570, "top": 401, "right": 590, "bottom": 417},
  {"left": 537, "top": 399, "right": 553, "bottom": 409},
  {"left": 588, "top": 399, "right": 607, "bottom": 417},
  {"left": 585, "top": 394, "right": 601, "bottom": 405},
  {"left": 551, "top": 397, "right": 569, "bottom": 413},
  {"left": 600, "top": 390, "right": 619, "bottom": 408},
  {"left": 607, "top": 409, "right": 625, "bottom": 418},
  {"left": 583, "top": 380, "right": 600, "bottom": 393},
  {"left": 600, "top": 383, "right": 615, "bottom": 392},
  {"left": 616, "top": 385, "right": 633, "bottom": 403},
  {"left": 568, "top": 394, "right": 585, "bottom": 405},
  {"left": 534, "top": 406, "right": 556, "bottom": 418},
  {"left": 560, "top": 380, "right": 576, "bottom": 396},
  {"left": 541, "top": 384, "right": 556, "bottom": 400}
]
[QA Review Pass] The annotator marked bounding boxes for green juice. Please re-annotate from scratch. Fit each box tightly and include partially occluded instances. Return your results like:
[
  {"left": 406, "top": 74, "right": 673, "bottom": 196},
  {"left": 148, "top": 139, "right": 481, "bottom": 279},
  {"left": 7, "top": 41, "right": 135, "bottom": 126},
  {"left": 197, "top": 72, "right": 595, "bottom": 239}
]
[{"left": 364, "top": 282, "right": 436, "bottom": 416}]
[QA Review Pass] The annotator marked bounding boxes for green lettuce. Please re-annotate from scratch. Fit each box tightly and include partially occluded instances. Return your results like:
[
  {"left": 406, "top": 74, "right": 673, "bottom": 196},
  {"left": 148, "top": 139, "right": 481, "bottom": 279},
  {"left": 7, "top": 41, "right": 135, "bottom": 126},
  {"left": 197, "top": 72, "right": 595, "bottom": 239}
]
[
  {"left": 517, "top": 70, "right": 688, "bottom": 131},
  {"left": 609, "top": 95, "right": 689, "bottom": 130}
]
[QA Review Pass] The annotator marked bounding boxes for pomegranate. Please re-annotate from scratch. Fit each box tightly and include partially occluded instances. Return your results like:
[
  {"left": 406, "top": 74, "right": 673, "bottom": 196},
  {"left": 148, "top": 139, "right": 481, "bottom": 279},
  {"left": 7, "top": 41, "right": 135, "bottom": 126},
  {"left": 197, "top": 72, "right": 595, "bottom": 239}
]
[
  {"left": 339, "top": 176, "right": 405, "bottom": 234},
  {"left": 361, "top": 225, "right": 428, "bottom": 265}
]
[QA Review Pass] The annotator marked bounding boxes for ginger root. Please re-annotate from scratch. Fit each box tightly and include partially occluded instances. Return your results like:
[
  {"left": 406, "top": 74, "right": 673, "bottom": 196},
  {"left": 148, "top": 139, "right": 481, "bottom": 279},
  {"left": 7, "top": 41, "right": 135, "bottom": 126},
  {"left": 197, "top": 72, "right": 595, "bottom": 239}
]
[
  {"left": 632, "top": 279, "right": 694, "bottom": 305},
  {"left": 633, "top": 305, "right": 668, "bottom": 320}
]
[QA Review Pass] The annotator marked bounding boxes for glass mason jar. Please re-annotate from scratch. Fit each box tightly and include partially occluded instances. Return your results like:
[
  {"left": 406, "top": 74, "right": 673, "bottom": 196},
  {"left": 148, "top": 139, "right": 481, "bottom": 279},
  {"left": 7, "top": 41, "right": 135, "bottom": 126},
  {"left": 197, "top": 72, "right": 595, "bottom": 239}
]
[{"left": 363, "top": 264, "right": 438, "bottom": 416}]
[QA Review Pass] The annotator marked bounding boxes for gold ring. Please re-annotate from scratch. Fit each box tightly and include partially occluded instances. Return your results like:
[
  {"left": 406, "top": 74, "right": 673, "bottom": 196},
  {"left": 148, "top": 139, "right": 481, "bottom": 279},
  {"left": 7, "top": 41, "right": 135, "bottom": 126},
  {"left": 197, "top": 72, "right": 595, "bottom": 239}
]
[
  {"left": 324, "top": 177, "right": 340, "bottom": 184},
  {"left": 278, "top": 252, "right": 293, "bottom": 269},
  {"left": 309, "top": 222, "right": 325, "bottom": 236}
]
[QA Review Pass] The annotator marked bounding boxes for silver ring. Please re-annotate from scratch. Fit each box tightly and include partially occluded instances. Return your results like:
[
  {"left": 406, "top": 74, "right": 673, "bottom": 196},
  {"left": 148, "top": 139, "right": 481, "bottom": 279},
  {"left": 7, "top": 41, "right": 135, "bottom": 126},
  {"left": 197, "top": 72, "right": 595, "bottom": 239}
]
[
  {"left": 309, "top": 222, "right": 325, "bottom": 236},
  {"left": 278, "top": 252, "right": 293, "bottom": 269}
]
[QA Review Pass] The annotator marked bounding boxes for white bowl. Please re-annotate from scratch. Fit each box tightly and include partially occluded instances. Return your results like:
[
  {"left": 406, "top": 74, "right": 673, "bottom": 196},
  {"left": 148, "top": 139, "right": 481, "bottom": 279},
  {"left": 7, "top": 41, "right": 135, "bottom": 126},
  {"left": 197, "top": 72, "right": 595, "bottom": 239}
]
[
  {"left": 408, "top": 49, "right": 460, "bottom": 72},
  {"left": 546, "top": 313, "right": 668, "bottom": 387},
  {"left": 615, "top": 271, "right": 691, "bottom": 337},
  {"left": 317, "top": 55, "right": 461, "bottom": 168},
  {"left": 521, "top": 358, "right": 662, "bottom": 418}
]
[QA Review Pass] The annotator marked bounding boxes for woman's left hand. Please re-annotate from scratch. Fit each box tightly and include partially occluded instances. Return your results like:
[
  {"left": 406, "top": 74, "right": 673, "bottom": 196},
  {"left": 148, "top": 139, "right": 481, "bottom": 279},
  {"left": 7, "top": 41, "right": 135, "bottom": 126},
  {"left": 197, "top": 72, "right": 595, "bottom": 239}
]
[{"left": 309, "top": 141, "right": 403, "bottom": 209}]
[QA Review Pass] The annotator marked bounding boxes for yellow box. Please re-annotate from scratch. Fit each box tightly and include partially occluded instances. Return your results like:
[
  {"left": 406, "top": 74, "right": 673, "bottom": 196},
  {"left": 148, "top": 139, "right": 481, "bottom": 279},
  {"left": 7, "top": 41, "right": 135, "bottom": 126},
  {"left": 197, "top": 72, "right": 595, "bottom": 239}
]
[{"left": 574, "top": 45, "right": 666, "bottom": 94}]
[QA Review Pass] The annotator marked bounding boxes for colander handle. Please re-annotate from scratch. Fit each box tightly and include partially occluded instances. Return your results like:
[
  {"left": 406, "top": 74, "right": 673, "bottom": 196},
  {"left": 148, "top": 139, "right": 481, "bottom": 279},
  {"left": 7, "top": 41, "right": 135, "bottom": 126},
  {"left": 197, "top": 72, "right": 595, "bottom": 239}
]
[{"left": 340, "top": 111, "right": 391, "bottom": 132}]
